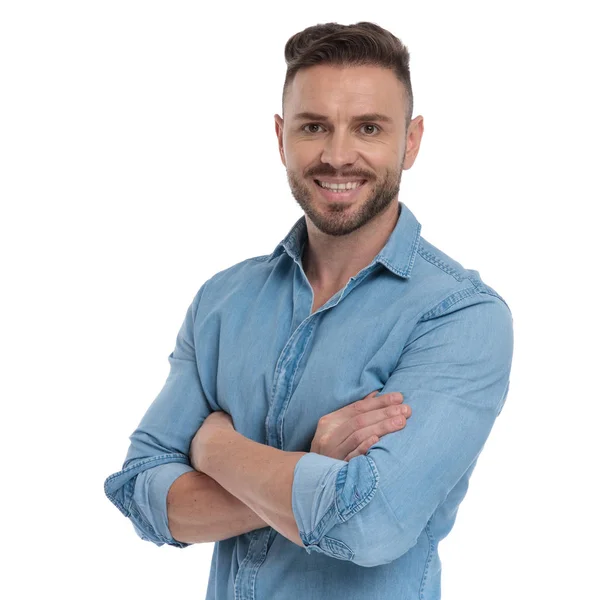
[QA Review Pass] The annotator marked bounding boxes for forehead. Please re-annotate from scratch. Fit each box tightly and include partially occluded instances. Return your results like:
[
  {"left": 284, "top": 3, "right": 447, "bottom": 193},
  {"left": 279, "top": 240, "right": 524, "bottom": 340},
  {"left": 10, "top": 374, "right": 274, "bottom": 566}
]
[{"left": 286, "top": 64, "right": 404, "bottom": 119}]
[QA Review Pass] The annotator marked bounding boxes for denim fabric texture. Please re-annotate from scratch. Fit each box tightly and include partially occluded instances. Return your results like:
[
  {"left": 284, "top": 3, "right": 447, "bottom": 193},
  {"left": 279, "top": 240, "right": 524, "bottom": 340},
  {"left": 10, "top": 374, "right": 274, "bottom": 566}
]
[{"left": 104, "top": 201, "right": 514, "bottom": 599}]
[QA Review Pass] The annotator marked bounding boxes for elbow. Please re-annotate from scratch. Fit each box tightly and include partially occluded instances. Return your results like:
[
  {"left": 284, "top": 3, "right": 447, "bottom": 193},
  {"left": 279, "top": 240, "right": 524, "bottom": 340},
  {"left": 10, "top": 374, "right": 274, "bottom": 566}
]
[
  {"left": 351, "top": 520, "right": 421, "bottom": 568},
  {"left": 344, "top": 487, "right": 425, "bottom": 567},
  {"left": 351, "top": 483, "right": 430, "bottom": 567},
  {"left": 301, "top": 497, "right": 422, "bottom": 568},
  {"left": 293, "top": 453, "right": 423, "bottom": 567}
]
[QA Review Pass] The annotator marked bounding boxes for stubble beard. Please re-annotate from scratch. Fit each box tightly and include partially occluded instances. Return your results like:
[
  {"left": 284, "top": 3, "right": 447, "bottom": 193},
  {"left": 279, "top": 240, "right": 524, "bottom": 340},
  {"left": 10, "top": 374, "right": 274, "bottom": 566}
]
[{"left": 287, "top": 165, "right": 403, "bottom": 237}]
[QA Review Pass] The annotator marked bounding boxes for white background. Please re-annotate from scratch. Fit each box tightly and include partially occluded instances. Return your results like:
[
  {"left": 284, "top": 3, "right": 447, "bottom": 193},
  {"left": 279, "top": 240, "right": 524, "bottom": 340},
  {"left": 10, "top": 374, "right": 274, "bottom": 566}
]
[{"left": 2, "top": 1, "right": 598, "bottom": 599}]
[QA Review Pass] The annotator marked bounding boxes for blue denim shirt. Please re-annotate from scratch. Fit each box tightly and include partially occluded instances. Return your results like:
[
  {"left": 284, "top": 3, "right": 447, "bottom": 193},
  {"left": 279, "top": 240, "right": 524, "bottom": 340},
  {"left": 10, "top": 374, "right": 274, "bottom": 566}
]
[{"left": 104, "top": 201, "right": 514, "bottom": 600}]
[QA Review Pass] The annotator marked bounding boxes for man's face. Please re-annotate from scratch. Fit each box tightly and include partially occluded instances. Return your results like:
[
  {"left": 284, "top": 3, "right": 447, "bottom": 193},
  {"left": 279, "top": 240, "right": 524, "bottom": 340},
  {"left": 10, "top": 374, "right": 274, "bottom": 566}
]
[{"left": 275, "top": 64, "right": 422, "bottom": 236}]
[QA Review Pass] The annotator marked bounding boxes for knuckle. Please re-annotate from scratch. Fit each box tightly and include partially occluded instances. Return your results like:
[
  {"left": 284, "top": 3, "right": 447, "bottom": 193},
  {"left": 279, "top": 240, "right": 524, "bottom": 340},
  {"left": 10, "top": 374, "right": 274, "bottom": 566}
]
[
  {"left": 349, "top": 431, "right": 362, "bottom": 447},
  {"left": 353, "top": 401, "right": 367, "bottom": 414},
  {"left": 353, "top": 414, "right": 367, "bottom": 429},
  {"left": 387, "top": 405, "right": 401, "bottom": 417}
]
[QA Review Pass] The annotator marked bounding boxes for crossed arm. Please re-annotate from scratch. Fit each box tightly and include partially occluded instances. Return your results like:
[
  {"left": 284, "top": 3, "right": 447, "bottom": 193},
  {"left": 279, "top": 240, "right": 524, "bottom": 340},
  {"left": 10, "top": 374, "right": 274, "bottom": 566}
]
[
  {"left": 167, "top": 393, "right": 410, "bottom": 546},
  {"left": 167, "top": 427, "right": 306, "bottom": 546},
  {"left": 106, "top": 288, "right": 513, "bottom": 565},
  {"left": 166, "top": 469, "right": 271, "bottom": 544}
]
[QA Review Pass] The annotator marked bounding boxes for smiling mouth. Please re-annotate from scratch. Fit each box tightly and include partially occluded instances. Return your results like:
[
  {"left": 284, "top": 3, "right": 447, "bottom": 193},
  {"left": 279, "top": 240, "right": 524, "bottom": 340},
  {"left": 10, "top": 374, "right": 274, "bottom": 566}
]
[
  {"left": 313, "top": 179, "right": 367, "bottom": 190},
  {"left": 311, "top": 178, "right": 368, "bottom": 202}
]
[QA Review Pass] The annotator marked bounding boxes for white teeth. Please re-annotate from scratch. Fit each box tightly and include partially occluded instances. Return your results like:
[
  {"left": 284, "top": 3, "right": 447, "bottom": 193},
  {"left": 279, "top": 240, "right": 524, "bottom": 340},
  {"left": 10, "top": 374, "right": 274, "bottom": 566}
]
[{"left": 317, "top": 180, "right": 362, "bottom": 190}]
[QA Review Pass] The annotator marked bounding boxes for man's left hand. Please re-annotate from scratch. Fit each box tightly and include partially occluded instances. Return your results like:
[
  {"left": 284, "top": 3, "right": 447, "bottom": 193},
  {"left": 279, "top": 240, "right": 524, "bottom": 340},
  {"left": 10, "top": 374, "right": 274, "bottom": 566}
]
[{"left": 190, "top": 411, "right": 235, "bottom": 472}]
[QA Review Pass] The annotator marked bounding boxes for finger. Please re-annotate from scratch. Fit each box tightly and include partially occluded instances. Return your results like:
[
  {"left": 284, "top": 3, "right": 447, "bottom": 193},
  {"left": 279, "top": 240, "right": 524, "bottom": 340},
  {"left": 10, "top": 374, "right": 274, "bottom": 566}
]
[
  {"left": 360, "top": 391, "right": 405, "bottom": 411},
  {"left": 321, "top": 392, "right": 405, "bottom": 456},
  {"left": 332, "top": 402, "right": 408, "bottom": 459},
  {"left": 328, "top": 391, "right": 403, "bottom": 425},
  {"left": 341, "top": 413, "right": 409, "bottom": 461},
  {"left": 344, "top": 435, "right": 379, "bottom": 462},
  {"left": 335, "top": 393, "right": 405, "bottom": 439}
]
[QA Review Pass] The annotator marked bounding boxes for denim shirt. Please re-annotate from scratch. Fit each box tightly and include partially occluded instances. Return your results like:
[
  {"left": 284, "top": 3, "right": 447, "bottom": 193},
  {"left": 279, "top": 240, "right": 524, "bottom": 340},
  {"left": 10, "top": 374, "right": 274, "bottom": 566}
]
[{"left": 104, "top": 201, "right": 514, "bottom": 600}]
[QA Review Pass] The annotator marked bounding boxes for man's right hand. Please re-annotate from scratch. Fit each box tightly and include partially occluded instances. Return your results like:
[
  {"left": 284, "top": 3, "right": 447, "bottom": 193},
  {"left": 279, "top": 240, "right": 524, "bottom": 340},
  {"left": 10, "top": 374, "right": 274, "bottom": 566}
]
[{"left": 310, "top": 391, "right": 411, "bottom": 462}]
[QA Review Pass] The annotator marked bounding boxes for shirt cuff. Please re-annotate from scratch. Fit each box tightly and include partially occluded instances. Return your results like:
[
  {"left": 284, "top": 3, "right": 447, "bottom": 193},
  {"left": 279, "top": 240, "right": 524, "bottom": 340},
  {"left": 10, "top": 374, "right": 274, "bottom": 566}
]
[
  {"left": 132, "top": 462, "right": 196, "bottom": 546},
  {"left": 291, "top": 452, "right": 379, "bottom": 551}
]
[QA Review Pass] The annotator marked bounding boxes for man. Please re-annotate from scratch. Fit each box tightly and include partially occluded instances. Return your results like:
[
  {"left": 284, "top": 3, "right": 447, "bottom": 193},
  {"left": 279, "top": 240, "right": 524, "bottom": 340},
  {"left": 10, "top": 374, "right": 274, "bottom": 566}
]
[{"left": 104, "top": 21, "right": 514, "bottom": 600}]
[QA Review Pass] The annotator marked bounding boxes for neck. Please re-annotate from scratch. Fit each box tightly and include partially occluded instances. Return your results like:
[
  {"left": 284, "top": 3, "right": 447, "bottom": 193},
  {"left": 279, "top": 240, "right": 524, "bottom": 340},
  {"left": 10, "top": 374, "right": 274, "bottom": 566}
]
[{"left": 302, "top": 201, "right": 400, "bottom": 293}]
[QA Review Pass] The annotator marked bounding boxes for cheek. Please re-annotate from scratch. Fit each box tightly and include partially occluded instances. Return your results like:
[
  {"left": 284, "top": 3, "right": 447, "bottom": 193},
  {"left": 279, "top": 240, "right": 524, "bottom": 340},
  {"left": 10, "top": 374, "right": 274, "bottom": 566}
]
[
  {"left": 286, "top": 144, "right": 316, "bottom": 172},
  {"left": 366, "top": 145, "right": 393, "bottom": 162}
]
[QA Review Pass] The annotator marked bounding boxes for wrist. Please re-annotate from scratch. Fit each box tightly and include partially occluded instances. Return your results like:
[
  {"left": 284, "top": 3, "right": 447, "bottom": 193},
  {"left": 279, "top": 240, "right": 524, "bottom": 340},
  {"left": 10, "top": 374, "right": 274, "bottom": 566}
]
[{"left": 197, "top": 427, "right": 238, "bottom": 476}]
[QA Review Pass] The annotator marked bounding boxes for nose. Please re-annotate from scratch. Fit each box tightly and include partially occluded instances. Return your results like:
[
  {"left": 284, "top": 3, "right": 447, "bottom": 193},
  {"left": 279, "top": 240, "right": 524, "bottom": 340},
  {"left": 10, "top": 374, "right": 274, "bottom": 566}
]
[{"left": 320, "top": 129, "right": 359, "bottom": 170}]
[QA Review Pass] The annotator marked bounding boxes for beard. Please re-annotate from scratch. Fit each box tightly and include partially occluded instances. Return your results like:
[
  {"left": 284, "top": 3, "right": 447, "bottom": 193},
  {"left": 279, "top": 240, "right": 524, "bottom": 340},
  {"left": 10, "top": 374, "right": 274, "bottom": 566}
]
[{"left": 286, "top": 163, "right": 403, "bottom": 237}]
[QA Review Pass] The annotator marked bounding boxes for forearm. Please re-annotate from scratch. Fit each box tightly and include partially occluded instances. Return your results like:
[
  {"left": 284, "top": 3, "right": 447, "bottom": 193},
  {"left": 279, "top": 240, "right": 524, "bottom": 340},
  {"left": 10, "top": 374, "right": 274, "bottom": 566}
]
[
  {"left": 198, "top": 429, "right": 306, "bottom": 547},
  {"left": 166, "top": 470, "right": 269, "bottom": 544}
]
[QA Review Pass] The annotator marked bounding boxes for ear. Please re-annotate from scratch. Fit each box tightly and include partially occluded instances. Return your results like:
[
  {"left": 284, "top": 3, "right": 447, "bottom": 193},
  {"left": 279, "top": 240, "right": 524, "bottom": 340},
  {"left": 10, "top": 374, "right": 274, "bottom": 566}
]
[
  {"left": 403, "top": 116, "right": 425, "bottom": 170},
  {"left": 274, "top": 114, "right": 286, "bottom": 167}
]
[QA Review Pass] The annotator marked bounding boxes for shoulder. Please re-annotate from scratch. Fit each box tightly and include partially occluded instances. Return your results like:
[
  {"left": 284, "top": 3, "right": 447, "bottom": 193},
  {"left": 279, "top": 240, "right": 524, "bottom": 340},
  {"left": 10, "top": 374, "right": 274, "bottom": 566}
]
[
  {"left": 191, "top": 253, "right": 277, "bottom": 309},
  {"left": 411, "top": 234, "right": 512, "bottom": 320},
  {"left": 406, "top": 237, "right": 514, "bottom": 407}
]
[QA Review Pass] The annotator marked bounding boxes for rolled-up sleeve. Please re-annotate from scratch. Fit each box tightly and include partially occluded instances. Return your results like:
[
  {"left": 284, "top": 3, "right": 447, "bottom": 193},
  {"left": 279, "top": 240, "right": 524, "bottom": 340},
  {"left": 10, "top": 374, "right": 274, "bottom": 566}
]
[
  {"left": 104, "top": 282, "right": 214, "bottom": 548},
  {"left": 292, "top": 291, "right": 514, "bottom": 567}
]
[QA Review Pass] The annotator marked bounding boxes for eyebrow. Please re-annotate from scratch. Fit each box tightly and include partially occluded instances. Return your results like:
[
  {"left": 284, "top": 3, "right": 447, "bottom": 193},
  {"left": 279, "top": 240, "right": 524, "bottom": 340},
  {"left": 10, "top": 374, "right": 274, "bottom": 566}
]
[{"left": 292, "top": 111, "right": 393, "bottom": 124}]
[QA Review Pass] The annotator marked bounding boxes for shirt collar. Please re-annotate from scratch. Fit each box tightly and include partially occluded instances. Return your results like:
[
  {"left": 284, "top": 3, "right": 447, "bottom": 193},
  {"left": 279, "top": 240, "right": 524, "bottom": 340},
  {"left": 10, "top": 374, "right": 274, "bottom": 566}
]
[{"left": 266, "top": 201, "right": 422, "bottom": 279}]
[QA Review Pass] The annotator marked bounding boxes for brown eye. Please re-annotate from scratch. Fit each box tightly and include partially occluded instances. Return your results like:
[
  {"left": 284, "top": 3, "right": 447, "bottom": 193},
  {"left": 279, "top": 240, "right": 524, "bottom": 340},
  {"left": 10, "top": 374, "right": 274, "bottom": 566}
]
[
  {"left": 360, "top": 124, "right": 380, "bottom": 135},
  {"left": 302, "top": 124, "right": 324, "bottom": 133}
]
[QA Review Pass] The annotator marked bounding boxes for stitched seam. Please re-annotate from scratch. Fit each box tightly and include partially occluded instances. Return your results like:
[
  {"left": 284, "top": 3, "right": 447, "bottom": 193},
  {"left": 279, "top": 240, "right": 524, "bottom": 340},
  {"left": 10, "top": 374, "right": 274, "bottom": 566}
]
[
  {"left": 302, "top": 501, "right": 339, "bottom": 544},
  {"left": 377, "top": 256, "right": 405, "bottom": 278},
  {"left": 320, "top": 535, "right": 354, "bottom": 559},
  {"left": 479, "top": 287, "right": 512, "bottom": 312},
  {"left": 417, "top": 244, "right": 465, "bottom": 282},
  {"left": 247, "top": 530, "right": 274, "bottom": 600},
  {"left": 420, "top": 285, "right": 480, "bottom": 321},
  {"left": 103, "top": 481, "right": 127, "bottom": 515},
  {"left": 267, "top": 318, "right": 315, "bottom": 444},
  {"left": 376, "top": 221, "right": 421, "bottom": 278},
  {"left": 235, "top": 531, "right": 259, "bottom": 600},
  {"left": 105, "top": 453, "right": 188, "bottom": 481},
  {"left": 278, "top": 319, "right": 316, "bottom": 448},
  {"left": 128, "top": 502, "right": 168, "bottom": 545},
  {"left": 407, "top": 222, "right": 422, "bottom": 273},
  {"left": 419, "top": 521, "right": 435, "bottom": 600},
  {"left": 335, "top": 455, "right": 380, "bottom": 522}
]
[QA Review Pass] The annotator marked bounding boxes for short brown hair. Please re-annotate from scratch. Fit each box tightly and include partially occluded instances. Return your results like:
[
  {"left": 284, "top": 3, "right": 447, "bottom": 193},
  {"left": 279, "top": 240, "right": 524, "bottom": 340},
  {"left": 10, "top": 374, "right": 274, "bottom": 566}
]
[{"left": 282, "top": 22, "right": 413, "bottom": 131}]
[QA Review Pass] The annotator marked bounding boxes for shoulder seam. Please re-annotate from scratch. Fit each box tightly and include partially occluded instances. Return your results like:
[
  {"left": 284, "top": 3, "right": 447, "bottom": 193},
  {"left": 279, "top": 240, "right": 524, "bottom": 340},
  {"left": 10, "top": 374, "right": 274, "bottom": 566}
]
[
  {"left": 417, "top": 243, "right": 465, "bottom": 283},
  {"left": 421, "top": 285, "right": 510, "bottom": 321},
  {"left": 416, "top": 244, "right": 512, "bottom": 317},
  {"left": 420, "top": 285, "right": 480, "bottom": 320}
]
